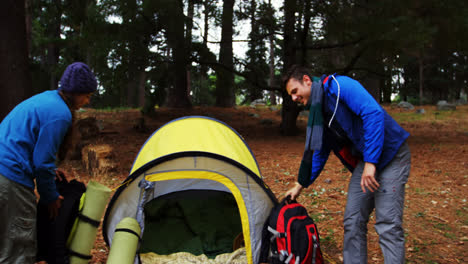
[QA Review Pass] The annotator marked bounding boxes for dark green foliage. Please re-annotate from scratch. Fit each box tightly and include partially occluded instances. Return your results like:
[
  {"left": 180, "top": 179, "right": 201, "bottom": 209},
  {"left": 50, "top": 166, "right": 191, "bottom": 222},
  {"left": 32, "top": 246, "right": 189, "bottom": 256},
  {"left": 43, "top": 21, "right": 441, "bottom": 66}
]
[
  {"left": 17, "top": 0, "right": 468, "bottom": 115},
  {"left": 308, "top": 0, "right": 468, "bottom": 103}
]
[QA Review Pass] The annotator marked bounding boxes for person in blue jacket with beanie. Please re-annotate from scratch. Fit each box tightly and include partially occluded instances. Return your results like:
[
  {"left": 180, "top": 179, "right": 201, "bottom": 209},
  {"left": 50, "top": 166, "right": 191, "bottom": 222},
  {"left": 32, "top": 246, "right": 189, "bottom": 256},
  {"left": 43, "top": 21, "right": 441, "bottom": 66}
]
[
  {"left": 283, "top": 65, "right": 411, "bottom": 264},
  {"left": 0, "top": 62, "right": 97, "bottom": 263}
]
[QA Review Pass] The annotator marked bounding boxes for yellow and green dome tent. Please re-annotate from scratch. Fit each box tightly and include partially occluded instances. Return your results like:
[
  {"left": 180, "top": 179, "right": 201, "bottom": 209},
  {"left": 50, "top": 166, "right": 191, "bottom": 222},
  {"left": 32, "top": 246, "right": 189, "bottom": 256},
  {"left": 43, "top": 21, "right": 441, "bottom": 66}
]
[{"left": 103, "top": 116, "right": 277, "bottom": 264}]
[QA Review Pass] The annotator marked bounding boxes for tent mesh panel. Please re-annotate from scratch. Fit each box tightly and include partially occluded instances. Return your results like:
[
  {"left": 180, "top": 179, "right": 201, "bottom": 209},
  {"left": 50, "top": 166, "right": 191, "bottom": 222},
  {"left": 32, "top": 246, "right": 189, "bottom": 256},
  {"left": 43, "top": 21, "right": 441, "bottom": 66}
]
[{"left": 140, "top": 190, "right": 242, "bottom": 258}]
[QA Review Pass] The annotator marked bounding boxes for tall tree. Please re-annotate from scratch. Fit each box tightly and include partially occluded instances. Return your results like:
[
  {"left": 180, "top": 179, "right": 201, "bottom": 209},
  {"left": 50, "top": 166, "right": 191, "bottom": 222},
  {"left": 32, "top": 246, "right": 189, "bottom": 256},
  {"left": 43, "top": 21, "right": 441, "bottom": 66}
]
[
  {"left": 215, "top": 0, "right": 235, "bottom": 107},
  {"left": 41, "top": 0, "right": 63, "bottom": 91},
  {"left": 185, "top": 0, "right": 197, "bottom": 100},
  {"left": 240, "top": 0, "right": 270, "bottom": 104},
  {"left": 154, "top": 0, "right": 191, "bottom": 108},
  {"left": 123, "top": 0, "right": 140, "bottom": 107},
  {"left": 280, "top": 0, "right": 301, "bottom": 135},
  {"left": 299, "top": 0, "right": 312, "bottom": 65},
  {"left": 189, "top": 1, "right": 218, "bottom": 106},
  {"left": 264, "top": 0, "right": 278, "bottom": 105},
  {"left": 268, "top": 22, "right": 277, "bottom": 103},
  {"left": 120, "top": 0, "right": 150, "bottom": 108},
  {"left": 1, "top": 0, "right": 32, "bottom": 121}
]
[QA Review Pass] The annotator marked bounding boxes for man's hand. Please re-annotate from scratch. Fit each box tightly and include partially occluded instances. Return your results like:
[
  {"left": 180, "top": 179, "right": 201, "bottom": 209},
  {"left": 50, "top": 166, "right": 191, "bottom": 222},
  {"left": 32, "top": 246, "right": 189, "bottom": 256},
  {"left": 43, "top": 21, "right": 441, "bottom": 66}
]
[
  {"left": 48, "top": 195, "right": 64, "bottom": 219},
  {"left": 285, "top": 182, "right": 304, "bottom": 200},
  {"left": 361, "top": 162, "right": 379, "bottom": 193}
]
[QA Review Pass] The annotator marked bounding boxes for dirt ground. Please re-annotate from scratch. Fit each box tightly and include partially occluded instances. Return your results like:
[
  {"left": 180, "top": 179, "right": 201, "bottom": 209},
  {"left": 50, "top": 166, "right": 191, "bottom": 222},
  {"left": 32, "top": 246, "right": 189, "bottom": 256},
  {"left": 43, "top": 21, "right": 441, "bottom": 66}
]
[{"left": 63, "top": 104, "right": 468, "bottom": 264}]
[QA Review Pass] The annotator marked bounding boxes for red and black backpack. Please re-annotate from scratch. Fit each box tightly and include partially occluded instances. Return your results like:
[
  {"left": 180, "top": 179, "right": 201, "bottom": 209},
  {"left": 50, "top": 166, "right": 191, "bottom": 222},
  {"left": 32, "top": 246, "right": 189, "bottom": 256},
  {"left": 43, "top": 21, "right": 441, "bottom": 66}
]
[{"left": 260, "top": 196, "right": 323, "bottom": 264}]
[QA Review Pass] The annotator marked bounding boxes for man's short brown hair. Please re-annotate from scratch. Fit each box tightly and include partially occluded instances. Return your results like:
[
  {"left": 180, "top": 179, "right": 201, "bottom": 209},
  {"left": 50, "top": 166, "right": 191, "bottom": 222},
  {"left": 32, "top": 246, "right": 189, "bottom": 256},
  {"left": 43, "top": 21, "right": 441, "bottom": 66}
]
[{"left": 282, "top": 65, "right": 312, "bottom": 89}]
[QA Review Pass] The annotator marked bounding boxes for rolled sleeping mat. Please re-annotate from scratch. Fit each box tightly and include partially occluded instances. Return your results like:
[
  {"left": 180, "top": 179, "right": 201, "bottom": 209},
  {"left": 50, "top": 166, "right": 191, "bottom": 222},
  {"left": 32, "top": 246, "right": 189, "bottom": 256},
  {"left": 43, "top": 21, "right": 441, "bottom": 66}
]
[
  {"left": 69, "top": 181, "right": 111, "bottom": 264},
  {"left": 106, "top": 217, "right": 141, "bottom": 264}
]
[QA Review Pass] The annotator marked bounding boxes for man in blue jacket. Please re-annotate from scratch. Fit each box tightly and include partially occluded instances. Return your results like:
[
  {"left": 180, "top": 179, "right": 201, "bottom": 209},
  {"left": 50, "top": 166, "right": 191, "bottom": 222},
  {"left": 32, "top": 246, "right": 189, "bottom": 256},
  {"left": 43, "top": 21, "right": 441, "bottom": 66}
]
[
  {"left": 284, "top": 65, "right": 411, "bottom": 264},
  {"left": 0, "top": 62, "right": 97, "bottom": 263}
]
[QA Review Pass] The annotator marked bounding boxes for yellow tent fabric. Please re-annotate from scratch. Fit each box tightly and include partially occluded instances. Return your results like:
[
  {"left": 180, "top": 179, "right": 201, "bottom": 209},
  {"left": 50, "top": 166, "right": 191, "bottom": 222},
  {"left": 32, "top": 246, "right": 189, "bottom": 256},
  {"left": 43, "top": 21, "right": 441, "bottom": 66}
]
[{"left": 130, "top": 117, "right": 260, "bottom": 177}]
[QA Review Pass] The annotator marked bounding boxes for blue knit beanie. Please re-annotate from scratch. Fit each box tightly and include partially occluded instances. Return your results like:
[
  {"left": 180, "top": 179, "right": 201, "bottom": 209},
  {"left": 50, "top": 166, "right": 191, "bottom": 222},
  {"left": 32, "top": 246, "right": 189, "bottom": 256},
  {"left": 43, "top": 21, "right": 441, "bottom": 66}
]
[{"left": 58, "top": 62, "right": 97, "bottom": 93}]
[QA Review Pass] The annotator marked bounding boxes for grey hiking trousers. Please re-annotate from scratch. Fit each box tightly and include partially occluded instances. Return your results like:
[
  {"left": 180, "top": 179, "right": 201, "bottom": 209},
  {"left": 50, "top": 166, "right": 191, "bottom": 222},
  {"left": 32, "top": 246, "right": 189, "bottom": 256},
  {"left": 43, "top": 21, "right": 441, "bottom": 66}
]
[
  {"left": 0, "top": 174, "right": 37, "bottom": 264},
  {"left": 343, "top": 142, "right": 411, "bottom": 264}
]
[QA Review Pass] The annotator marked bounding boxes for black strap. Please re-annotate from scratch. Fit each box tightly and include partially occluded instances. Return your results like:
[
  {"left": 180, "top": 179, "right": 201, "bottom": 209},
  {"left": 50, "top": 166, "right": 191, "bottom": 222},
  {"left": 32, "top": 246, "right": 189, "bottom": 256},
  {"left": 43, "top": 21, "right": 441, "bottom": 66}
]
[
  {"left": 68, "top": 249, "right": 92, "bottom": 260},
  {"left": 77, "top": 213, "right": 100, "bottom": 227},
  {"left": 115, "top": 228, "right": 141, "bottom": 241}
]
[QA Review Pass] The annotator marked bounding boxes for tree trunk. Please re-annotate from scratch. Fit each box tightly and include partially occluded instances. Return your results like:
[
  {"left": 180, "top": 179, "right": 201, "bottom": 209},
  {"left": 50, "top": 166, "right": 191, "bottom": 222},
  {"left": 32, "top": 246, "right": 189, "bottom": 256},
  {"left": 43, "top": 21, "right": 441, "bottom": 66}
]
[
  {"left": 215, "top": 0, "right": 235, "bottom": 107},
  {"left": 300, "top": 0, "right": 311, "bottom": 65},
  {"left": 168, "top": 18, "right": 191, "bottom": 108},
  {"left": 126, "top": 70, "right": 138, "bottom": 107},
  {"left": 280, "top": 0, "right": 300, "bottom": 136},
  {"left": 186, "top": 0, "right": 194, "bottom": 99},
  {"left": 269, "top": 31, "right": 277, "bottom": 105},
  {"left": 124, "top": 0, "right": 139, "bottom": 108},
  {"left": 25, "top": 0, "right": 32, "bottom": 56},
  {"left": 158, "top": 0, "right": 191, "bottom": 108},
  {"left": 194, "top": 0, "right": 212, "bottom": 106},
  {"left": 374, "top": 78, "right": 381, "bottom": 103},
  {"left": 203, "top": 0, "right": 210, "bottom": 45},
  {"left": 0, "top": 0, "right": 32, "bottom": 121},
  {"left": 280, "top": 91, "right": 301, "bottom": 136},
  {"left": 46, "top": 0, "right": 62, "bottom": 91},
  {"left": 186, "top": 0, "right": 194, "bottom": 55},
  {"left": 267, "top": 0, "right": 277, "bottom": 105},
  {"left": 126, "top": 61, "right": 148, "bottom": 108},
  {"left": 283, "top": 0, "right": 296, "bottom": 71},
  {"left": 362, "top": 75, "right": 380, "bottom": 103},
  {"left": 138, "top": 71, "right": 146, "bottom": 108},
  {"left": 401, "top": 64, "right": 411, "bottom": 102},
  {"left": 382, "top": 73, "right": 392, "bottom": 103},
  {"left": 245, "top": 0, "right": 264, "bottom": 103},
  {"left": 418, "top": 55, "right": 424, "bottom": 105},
  {"left": 381, "top": 66, "right": 393, "bottom": 103}
]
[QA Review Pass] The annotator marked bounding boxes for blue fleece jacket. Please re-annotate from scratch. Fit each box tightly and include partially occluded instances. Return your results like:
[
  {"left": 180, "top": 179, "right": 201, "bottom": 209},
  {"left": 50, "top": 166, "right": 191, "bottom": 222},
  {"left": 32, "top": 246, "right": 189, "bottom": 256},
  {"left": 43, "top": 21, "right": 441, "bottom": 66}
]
[
  {"left": 0, "top": 90, "right": 71, "bottom": 203},
  {"left": 303, "top": 75, "right": 409, "bottom": 187}
]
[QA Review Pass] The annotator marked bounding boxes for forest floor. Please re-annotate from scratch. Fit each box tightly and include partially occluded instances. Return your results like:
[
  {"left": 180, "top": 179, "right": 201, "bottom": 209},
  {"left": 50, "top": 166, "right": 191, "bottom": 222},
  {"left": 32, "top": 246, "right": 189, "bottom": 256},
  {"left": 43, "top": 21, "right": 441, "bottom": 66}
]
[{"left": 63, "top": 104, "right": 468, "bottom": 264}]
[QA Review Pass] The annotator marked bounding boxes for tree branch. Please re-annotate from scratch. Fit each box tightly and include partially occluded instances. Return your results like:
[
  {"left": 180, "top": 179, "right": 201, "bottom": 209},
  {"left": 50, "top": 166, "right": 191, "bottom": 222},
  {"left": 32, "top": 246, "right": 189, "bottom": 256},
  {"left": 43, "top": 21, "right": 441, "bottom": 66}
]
[
  {"left": 194, "top": 58, "right": 282, "bottom": 92},
  {"left": 302, "top": 37, "right": 366, "bottom": 50}
]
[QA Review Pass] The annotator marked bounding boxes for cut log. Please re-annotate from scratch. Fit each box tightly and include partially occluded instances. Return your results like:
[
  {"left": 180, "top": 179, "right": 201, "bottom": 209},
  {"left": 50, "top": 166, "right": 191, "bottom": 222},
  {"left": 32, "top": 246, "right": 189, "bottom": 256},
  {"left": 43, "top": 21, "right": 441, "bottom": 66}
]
[
  {"left": 69, "top": 117, "right": 102, "bottom": 160},
  {"left": 81, "top": 144, "right": 116, "bottom": 177}
]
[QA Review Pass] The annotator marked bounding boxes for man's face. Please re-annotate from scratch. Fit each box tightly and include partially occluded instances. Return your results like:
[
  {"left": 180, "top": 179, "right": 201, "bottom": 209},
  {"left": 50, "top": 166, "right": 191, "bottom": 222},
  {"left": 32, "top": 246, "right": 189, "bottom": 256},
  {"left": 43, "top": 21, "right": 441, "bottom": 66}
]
[
  {"left": 286, "top": 75, "right": 312, "bottom": 105},
  {"left": 73, "top": 93, "right": 93, "bottom": 109}
]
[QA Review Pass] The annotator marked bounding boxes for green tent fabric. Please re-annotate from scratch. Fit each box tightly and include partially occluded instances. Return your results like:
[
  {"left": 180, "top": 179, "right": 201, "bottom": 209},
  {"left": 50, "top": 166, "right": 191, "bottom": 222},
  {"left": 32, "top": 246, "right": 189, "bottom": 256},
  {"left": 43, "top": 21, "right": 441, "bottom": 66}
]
[{"left": 140, "top": 190, "right": 242, "bottom": 258}]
